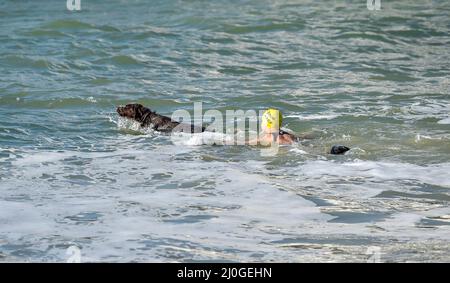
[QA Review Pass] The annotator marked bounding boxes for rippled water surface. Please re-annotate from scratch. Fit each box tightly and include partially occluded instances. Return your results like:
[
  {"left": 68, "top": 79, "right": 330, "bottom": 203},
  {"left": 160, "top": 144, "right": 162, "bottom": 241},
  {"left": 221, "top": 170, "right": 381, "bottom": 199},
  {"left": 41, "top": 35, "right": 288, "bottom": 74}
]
[{"left": 0, "top": 0, "right": 449, "bottom": 262}]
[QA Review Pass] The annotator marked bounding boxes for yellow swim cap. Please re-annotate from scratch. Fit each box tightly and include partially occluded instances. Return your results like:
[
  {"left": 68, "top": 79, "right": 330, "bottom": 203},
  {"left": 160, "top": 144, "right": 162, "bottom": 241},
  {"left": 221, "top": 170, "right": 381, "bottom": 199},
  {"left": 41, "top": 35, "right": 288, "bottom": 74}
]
[{"left": 261, "top": 108, "right": 282, "bottom": 133}]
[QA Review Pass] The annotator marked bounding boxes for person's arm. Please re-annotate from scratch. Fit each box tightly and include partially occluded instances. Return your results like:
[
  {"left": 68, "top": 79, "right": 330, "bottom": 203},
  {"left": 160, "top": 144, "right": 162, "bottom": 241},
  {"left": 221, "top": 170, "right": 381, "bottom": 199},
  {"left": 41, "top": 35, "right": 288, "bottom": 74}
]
[
  {"left": 246, "top": 134, "right": 274, "bottom": 146},
  {"left": 247, "top": 137, "right": 259, "bottom": 146}
]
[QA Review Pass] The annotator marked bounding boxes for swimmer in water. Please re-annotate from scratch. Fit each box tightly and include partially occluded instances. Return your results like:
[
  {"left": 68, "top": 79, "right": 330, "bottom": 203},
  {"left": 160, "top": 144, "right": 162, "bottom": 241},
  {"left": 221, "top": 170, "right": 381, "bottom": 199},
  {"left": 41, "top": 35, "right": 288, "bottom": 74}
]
[
  {"left": 252, "top": 108, "right": 350, "bottom": 154},
  {"left": 117, "top": 103, "right": 350, "bottom": 154},
  {"left": 253, "top": 108, "right": 299, "bottom": 146}
]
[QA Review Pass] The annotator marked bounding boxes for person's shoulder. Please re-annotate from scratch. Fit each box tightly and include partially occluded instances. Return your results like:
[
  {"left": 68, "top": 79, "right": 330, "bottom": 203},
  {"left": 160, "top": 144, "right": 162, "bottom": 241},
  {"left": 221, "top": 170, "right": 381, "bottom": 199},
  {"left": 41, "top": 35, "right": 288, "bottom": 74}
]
[{"left": 279, "top": 129, "right": 299, "bottom": 141}]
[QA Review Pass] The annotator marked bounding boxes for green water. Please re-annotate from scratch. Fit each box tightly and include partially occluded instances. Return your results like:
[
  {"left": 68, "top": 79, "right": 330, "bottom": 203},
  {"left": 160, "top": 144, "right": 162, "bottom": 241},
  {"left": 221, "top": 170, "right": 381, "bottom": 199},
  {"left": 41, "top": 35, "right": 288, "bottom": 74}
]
[{"left": 0, "top": 0, "right": 449, "bottom": 262}]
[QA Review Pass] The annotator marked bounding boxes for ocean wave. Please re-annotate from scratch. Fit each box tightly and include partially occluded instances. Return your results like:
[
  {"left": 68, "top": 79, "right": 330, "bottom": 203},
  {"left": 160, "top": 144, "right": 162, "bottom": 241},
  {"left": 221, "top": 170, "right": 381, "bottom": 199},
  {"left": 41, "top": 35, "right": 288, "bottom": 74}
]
[
  {"left": 94, "top": 55, "right": 147, "bottom": 67},
  {"left": 0, "top": 55, "right": 71, "bottom": 72},
  {"left": 286, "top": 114, "right": 340, "bottom": 121},
  {"left": 437, "top": 118, "right": 450, "bottom": 125},
  {"left": 40, "top": 19, "right": 120, "bottom": 32},
  {"left": 298, "top": 160, "right": 450, "bottom": 188},
  {"left": 332, "top": 32, "right": 398, "bottom": 45},
  {"left": 0, "top": 55, "right": 50, "bottom": 69},
  {"left": 116, "top": 116, "right": 235, "bottom": 145},
  {"left": 0, "top": 97, "right": 103, "bottom": 109},
  {"left": 222, "top": 20, "right": 305, "bottom": 34},
  {"left": 23, "top": 29, "right": 68, "bottom": 37}
]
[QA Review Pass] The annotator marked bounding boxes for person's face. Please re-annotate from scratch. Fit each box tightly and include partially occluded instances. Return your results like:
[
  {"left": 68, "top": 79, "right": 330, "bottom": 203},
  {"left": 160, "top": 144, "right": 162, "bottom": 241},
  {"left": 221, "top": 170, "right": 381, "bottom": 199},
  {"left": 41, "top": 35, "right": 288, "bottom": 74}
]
[{"left": 261, "top": 123, "right": 279, "bottom": 134}]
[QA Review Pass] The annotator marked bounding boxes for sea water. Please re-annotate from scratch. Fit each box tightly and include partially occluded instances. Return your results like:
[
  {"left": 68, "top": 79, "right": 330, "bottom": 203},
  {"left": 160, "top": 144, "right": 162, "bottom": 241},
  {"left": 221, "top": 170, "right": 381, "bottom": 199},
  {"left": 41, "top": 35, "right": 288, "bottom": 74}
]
[{"left": 0, "top": 0, "right": 449, "bottom": 262}]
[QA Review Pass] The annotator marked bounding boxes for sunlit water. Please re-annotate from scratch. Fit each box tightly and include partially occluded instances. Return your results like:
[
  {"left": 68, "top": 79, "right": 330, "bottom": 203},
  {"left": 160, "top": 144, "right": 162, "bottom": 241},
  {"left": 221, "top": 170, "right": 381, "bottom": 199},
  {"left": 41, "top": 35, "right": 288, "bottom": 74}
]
[{"left": 0, "top": 0, "right": 449, "bottom": 262}]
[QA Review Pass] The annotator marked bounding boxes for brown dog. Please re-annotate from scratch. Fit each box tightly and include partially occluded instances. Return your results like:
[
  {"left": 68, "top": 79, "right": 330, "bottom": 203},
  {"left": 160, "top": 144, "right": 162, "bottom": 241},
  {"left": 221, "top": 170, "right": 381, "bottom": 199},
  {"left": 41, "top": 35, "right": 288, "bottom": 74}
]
[{"left": 117, "top": 103, "right": 205, "bottom": 133}]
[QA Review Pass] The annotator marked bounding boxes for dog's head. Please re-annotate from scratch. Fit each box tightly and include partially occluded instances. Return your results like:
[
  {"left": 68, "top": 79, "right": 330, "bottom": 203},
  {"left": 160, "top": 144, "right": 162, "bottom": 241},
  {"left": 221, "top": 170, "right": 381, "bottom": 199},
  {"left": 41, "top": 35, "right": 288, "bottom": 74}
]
[{"left": 117, "top": 104, "right": 149, "bottom": 120}]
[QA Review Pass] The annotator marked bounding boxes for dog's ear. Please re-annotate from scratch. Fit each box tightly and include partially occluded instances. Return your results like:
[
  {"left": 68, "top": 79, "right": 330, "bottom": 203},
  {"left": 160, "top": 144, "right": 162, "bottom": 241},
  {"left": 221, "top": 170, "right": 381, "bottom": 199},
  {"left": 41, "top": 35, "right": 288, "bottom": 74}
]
[{"left": 132, "top": 104, "right": 145, "bottom": 119}]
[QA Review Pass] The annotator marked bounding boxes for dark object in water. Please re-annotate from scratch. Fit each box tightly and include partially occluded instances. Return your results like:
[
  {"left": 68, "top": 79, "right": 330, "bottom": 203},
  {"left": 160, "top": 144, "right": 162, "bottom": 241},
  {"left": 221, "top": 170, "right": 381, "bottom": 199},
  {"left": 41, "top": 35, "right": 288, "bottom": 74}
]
[
  {"left": 117, "top": 103, "right": 205, "bottom": 133},
  {"left": 330, "top": 145, "right": 350, "bottom": 155}
]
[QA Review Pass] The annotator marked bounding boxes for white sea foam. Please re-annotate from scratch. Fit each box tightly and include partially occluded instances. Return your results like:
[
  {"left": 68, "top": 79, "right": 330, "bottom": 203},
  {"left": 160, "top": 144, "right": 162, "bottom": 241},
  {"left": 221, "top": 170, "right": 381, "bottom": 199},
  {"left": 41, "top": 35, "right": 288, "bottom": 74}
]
[
  {"left": 297, "top": 160, "right": 450, "bottom": 188},
  {"left": 289, "top": 148, "right": 308, "bottom": 154},
  {"left": 2, "top": 144, "right": 449, "bottom": 262},
  {"left": 11, "top": 151, "right": 72, "bottom": 166},
  {"left": 414, "top": 133, "right": 446, "bottom": 143},
  {"left": 286, "top": 114, "right": 340, "bottom": 121},
  {"left": 117, "top": 116, "right": 156, "bottom": 135},
  {"left": 86, "top": 96, "right": 97, "bottom": 103},
  {"left": 437, "top": 117, "right": 450, "bottom": 124},
  {"left": 171, "top": 132, "right": 235, "bottom": 146}
]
